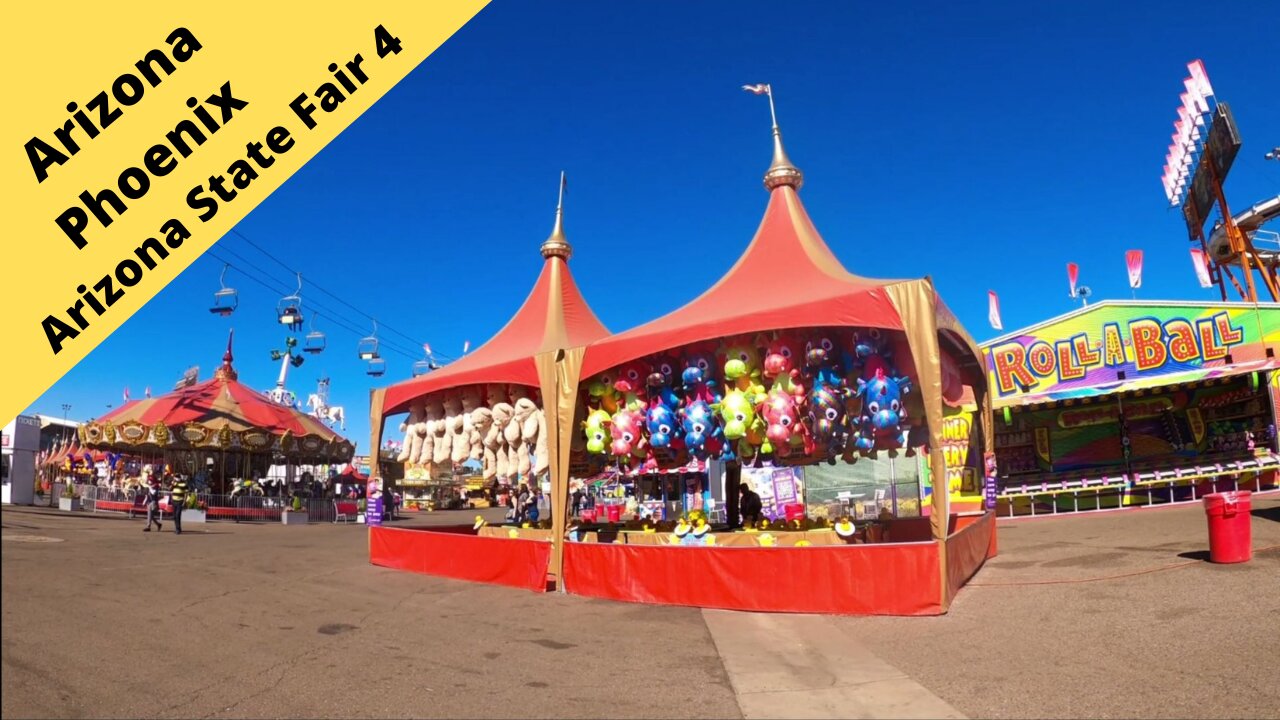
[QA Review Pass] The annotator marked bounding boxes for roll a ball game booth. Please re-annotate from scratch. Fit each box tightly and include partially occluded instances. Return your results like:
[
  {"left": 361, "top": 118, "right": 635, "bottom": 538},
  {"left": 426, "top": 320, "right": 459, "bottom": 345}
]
[
  {"left": 984, "top": 300, "right": 1279, "bottom": 516},
  {"left": 367, "top": 119, "right": 998, "bottom": 616}
]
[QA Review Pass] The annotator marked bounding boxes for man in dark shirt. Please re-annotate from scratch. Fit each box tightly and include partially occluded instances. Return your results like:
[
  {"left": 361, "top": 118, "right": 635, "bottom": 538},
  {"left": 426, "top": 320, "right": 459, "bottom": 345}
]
[
  {"left": 739, "top": 483, "right": 763, "bottom": 528},
  {"left": 142, "top": 479, "right": 162, "bottom": 532},
  {"left": 169, "top": 475, "right": 190, "bottom": 535}
]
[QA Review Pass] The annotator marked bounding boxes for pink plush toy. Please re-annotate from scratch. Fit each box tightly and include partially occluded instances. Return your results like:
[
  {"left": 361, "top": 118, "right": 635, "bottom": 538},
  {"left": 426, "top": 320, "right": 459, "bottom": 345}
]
[
  {"left": 763, "top": 335, "right": 806, "bottom": 399},
  {"left": 760, "top": 389, "right": 810, "bottom": 457}
]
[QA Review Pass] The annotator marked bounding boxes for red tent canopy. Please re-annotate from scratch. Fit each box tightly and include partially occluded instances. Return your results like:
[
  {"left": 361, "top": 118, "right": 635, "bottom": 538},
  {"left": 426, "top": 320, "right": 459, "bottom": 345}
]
[
  {"left": 81, "top": 332, "right": 353, "bottom": 462},
  {"left": 581, "top": 133, "right": 983, "bottom": 378},
  {"left": 381, "top": 202, "right": 610, "bottom": 416}
]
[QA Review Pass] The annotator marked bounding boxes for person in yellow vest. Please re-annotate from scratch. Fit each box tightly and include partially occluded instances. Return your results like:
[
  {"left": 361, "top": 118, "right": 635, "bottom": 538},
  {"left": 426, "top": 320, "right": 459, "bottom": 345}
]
[{"left": 169, "top": 474, "right": 190, "bottom": 535}]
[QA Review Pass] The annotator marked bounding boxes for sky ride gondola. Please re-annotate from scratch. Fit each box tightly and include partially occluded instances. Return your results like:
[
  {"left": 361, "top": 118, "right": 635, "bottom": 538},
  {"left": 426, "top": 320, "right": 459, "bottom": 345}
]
[
  {"left": 303, "top": 314, "right": 327, "bottom": 354},
  {"left": 366, "top": 357, "right": 387, "bottom": 377},
  {"left": 208, "top": 264, "right": 238, "bottom": 316},
  {"left": 411, "top": 344, "right": 440, "bottom": 377},
  {"left": 357, "top": 319, "right": 381, "bottom": 361},
  {"left": 277, "top": 273, "right": 305, "bottom": 330}
]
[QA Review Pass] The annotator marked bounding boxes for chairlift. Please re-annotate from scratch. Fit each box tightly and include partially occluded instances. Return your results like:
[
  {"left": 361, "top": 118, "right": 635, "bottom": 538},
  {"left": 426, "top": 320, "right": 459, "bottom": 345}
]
[
  {"left": 366, "top": 357, "right": 387, "bottom": 377},
  {"left": 277, "top": 273, "right": 304, "bottom": 330},
  {"left": 357, "top": 319, "right": 381, "bottom": 361},
  {"left": 412, "top": 344, "right": 437, "bottom": 377},
  {"left": 303, "top": 314, "right": 326, "bottom": 354},
  {"left": 208, "top": 264, "right": 238, "bottom": 316}
]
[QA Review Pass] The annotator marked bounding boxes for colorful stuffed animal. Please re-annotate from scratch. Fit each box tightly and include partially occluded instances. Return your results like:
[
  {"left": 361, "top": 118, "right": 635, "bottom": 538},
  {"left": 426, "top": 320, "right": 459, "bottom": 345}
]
[
  {"left": 646, "top": 354, "right": 683, "bottom": 409},
  {"left": 586, "top": 371, "right": 620, "bottom": 414},
  {"left": 645, "top": 399, "right": 680, "bottom": 451},
  {"left": 852, "top": 367, "right": 912, "bottom": 454},
  {"left": 722, "top": 338, "right": 766, "bottom": 402},
  {"left": 680, "top": 349, "right": 721, "bottom": 405},
  {"left": 760, "top": 389, "right": 809, "bottom": 457},
  {"left": 717, "top": 387, "right": 765, "bottom": 460},
  {"left": 805, "top": 332, "right": 855, "bottom": 391},
  {"left": 681, "top": 399, "right": 723, "bottom": 460},
  {"left": 763, "top": 335, "right": 806, "bottom": 399},
  {"left": 612, "top": 360, "right": 650, "bottom": 412},
  {"left": 583, "top": 409, "right": 613, "bottom": 455},
  {"left": 609, "top": 406, "right": 646, "bottom": 468},
  {"left": 806, "top": 384, "right": 849, "bottom": 460}
]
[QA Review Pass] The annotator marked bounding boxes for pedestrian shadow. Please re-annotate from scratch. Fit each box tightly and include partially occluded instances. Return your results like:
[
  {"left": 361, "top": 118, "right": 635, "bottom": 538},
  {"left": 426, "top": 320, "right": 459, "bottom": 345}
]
[
  {"left": 1250, "top": 505, "right": 1280, "bottom": 524},
  {"left": 1176, "top": 550, "right": 1211, "bottom": 562}
]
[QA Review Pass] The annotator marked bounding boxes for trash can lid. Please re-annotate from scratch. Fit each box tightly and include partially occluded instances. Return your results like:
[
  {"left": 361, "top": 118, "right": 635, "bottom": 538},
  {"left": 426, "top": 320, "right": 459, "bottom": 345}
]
[{"left": 1203, "top": 491, "right": 1252, "bottom": 510}]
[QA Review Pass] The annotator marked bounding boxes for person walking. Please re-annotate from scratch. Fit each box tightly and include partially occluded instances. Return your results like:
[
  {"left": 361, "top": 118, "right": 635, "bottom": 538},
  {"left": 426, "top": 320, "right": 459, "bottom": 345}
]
[
  {"left": 142, "top": 471, "right": 162, "bottom": 532},
  {"left": 169, "top": 474, "right": 190, "bottom": 535}
]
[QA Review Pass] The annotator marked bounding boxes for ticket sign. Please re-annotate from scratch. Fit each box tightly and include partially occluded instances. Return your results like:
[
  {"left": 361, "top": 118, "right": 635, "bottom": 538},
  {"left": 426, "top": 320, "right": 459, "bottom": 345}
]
[
  {"left": 983, "top": 302, "right": 1279, "bottom": 402},
  {"left": 366, "top": 478, "right": 383, "bottom": 527}
]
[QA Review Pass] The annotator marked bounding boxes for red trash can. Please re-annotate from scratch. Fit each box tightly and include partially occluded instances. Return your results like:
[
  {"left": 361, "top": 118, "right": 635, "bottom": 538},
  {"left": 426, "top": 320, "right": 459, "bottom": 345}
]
[
  {"left": 606, "top": 504, "right": 621, "bottom": 523},
  {"left": 1203, "top": 491, "right": 1252, "bottom": 564}
]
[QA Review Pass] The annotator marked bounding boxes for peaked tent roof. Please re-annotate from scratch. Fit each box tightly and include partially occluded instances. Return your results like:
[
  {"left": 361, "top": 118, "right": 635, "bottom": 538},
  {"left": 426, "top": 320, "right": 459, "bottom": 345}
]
[
  {"left": 381, "top": 195, "right": 611, "bottom": 415},
  {"left": 581, "top": 128, "right": 984, "bottom": 378},
  {"left": 83, "top": 332, "right": 353, "bottom": 461}
]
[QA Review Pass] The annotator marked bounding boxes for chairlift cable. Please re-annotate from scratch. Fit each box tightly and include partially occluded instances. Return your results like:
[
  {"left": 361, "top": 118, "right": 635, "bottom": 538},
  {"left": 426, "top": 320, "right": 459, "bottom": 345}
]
[{"left": 227, "top": 228, "right": 440, "bottom": 356}]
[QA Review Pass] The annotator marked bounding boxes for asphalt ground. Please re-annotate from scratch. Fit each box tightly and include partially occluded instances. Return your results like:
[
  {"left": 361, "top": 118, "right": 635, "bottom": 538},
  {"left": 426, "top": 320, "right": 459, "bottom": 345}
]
[{"left": 3, "top": 493, "right": 1278, "bottom": 719}]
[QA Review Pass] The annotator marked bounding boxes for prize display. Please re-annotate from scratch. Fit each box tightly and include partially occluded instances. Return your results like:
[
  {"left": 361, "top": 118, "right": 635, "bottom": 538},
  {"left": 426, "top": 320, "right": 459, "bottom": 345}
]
[
  {"left": 398, "top": 382, "right": 552, "bottom": 484},
  {"left": 578, "top": 327, "right": 933, "bottom": 473}
]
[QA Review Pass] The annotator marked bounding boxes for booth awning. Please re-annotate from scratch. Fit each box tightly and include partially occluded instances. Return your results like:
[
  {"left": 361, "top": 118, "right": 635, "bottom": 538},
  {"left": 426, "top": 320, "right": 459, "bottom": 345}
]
[
  {"left": 996, "top": 358, "right": 1280, "bottom": 409},
  {"left": 380, "top": 196, "right": 610, "bottom": 416}
]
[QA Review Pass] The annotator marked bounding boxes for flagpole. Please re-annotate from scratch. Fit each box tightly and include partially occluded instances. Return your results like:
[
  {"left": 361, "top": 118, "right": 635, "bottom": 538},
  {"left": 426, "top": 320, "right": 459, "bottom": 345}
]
[{"left": 765, "top": 85, "right": 778, "bottom": 129}]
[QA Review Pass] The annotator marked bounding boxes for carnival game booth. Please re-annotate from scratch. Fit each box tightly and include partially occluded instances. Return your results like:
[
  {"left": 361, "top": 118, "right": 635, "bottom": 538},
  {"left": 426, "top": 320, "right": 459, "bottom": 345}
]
[
  {"left": 78, "top": 333, "right": 355, "bottom": 517},
  {"left": 557, "top": 122, "right": 995, "bottom": 616},
  {"left": 368, "top": 194, "right": 612, "bottom": 592},
  {"left": 984, "top": 300, "right": 1279, "bottom": 517}
]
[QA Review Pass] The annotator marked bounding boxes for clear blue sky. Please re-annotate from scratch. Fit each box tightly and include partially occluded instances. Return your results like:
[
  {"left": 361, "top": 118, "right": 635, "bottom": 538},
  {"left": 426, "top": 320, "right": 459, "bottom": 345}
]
[{"left": 24, "top": 0, "right": 1280, "bottom": 454}]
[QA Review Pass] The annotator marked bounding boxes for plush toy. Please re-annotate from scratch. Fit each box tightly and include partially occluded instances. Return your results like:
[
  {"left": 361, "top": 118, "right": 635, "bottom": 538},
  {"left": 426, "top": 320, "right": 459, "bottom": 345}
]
[
  {"left": 503, "top": 392, "right": 527, "bottom": 477},
  {"left": 612, "top": 360, "right": 650, "bottom": 412},
  {"left": 470, "top": 407, "right": 496, "bottom": 480},
  {"left": 805, "top": 332, "right": 855, "bottom": 391},
  {"left": 442, "top": 392, "right": 469, "bottom": 465},
  {"left": 680, "top": 349, "right": 721, "bottom": 405},
  {"left": 763, "top": 335, "right": 806, "bottom": 399},
  {"left": 585, "top": 371, "right": 620, "bottom": 415},
  {"left": 425, "top": 395, "right": 449, "bottom": 467},
  {"left": 397, "top": 400, "right": 425, "bottom": 463},
  {"left": 852, "top": 367, "right": 912, "bottom": 455},
  {"left": 721, "top": 338, "right": 767, "bottom": 402},
  {"left": 490, "top": 401, "right": 514, "bottom": 480},
  {"left": 680, "top": 399, "right": 723, "bottom": 460},
  {"left": 646, "top": 354, "right": 683, "bottom": 408},
  {"left": 717, "top": 388, "right": 764, "bottom": 460},
  {"left": 761, "top": 388, "right": 809, "bottom": 457},
  {"left": 513, "top": 397, "right": 539, "bottom": 477},
  {"left": 806, "top": 384, "right": 849, "bottom": 460},
  {"left": 645, "top": 397, "right": 680, "bottom": 451},
  {"left": 583, "top": 409, "right": 612, "bottom": 455},
  {"left": 609, "top": 406, "right": 646, "bottom": 468},
  {"left": 458, "top": 385, "right": 484, "bottom": 461}
]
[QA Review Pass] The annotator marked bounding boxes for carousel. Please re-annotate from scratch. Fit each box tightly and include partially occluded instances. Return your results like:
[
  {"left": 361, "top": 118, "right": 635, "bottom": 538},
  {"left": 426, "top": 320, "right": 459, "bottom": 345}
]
[
  {"left": 77, "top": 331, "right": 355, "bottom": 495},
  {"left": 369, "top": 90, "right": 997, "bottom": 616}
]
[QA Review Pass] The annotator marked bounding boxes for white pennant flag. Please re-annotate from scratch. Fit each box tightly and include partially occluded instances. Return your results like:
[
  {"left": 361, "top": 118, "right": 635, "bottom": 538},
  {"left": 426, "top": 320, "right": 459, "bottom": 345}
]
[
  {"left": 1190, "top": 248, "right": 1213, "bottom": 288},
  {"left": 988, "top": 290, "right": 1003, "bottom": 331}
]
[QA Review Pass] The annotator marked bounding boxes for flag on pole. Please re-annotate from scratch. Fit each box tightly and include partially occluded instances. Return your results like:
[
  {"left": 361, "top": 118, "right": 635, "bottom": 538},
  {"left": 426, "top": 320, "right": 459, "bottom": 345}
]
[
  {"left": 1067, "top": 263, "right": 1080, "bottom": 298},
  {"left": 1190, "top": 248, "right": 1213, "bottom": 288},
  {"left": 423, "top": 343, "right": 432, "bottom": 357},
  {"left": 462, "top": 340, "right": 470, "bottom": 354},
  {"left": 144, "top": 386, "right": 151, "bottom": 399},
  {"left": 123, "top": 387, "right": 130, "bottom": 403},
  {"left": 741, "top": 83, "right": 771, "bottom": 95},
  {"left": 1125, "top": 250, "right": 1144, "bottom": 289},
  {"left": 988, "top": 291, "right": 1003, "bottom": 331}
]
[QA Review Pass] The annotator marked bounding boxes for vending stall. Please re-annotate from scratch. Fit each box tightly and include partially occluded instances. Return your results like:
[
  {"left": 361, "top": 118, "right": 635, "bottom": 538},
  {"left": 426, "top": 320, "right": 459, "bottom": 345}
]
[{"left": 984, "top": 300, "right": 1279, "bottom": 515}]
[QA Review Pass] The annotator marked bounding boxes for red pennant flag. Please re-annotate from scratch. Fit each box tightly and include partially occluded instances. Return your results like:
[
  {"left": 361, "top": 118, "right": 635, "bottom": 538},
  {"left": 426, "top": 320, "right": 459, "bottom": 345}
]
[
  {"left": 1190, "top": 248, "right": 1213, "bottom": 288},
  {"left": 123, "top": 387, "right": 130, "bottom": 403},
  {"left": 1125, "top": 250, "right": 1144, "bottom": 290},
  {"left": 1067, "top": 263, "right": 1080, "bottom": 298},
  {"left": 988, "top": 291, "right": 1003, "bottom": 331}
]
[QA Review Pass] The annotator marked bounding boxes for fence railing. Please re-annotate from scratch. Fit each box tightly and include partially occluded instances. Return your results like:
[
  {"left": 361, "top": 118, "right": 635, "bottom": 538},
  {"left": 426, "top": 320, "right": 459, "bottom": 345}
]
[{"left": 60, "top": 488, "right": 371, "bottom": 524}]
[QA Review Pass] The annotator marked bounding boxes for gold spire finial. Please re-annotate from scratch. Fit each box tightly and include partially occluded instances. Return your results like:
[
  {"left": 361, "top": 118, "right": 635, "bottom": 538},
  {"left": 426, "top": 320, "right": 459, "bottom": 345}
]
[
  {"left": 215, "top": 329, "right": 238, "bottom": 382},
  {"left": 540, "top": 171, "right": 572, "bottom": 260},
  {"left": 743, "top": 83, "right": 803, "bottom": 191}
]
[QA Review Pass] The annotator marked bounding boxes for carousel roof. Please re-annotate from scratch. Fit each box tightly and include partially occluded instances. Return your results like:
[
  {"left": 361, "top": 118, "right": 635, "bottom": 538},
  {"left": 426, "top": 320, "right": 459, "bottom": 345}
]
[
  {"left": 580, "top": 116, "right": 985, "bottom": 380},
  {"left": 381, "top": 181, "right": 611, "bottom": 415},
  {"left": 82, "top": 332, "right": 353, "bottom": 461}
]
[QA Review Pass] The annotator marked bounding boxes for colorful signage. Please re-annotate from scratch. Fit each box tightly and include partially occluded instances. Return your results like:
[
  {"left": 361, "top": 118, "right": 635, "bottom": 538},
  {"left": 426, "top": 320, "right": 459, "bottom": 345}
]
[{"left": 984, "top": 302, "right": 1279, "bottom": 402}]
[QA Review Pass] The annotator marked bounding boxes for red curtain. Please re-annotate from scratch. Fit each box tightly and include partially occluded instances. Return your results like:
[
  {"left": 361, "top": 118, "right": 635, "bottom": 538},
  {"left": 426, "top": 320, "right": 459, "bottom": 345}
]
[
  {"left": 369, "top": 527, "right": 550, "bottom": 592},
  {"left": 564, "top": 542, "right": 942, "bottom": 616}
]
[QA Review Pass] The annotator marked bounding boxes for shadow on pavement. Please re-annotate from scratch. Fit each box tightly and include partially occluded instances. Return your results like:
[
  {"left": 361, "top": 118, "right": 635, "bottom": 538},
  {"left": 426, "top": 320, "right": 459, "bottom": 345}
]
[
  {"left": 1176, "top": 550, "right": 1211, "bottom": 562},
  {"left": 1250, "top": 505, "right": 1280, "bottom": 524}
]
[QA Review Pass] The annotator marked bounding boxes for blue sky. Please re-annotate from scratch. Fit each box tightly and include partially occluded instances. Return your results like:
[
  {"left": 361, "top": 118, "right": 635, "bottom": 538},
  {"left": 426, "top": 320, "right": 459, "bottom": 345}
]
[{"left": 24, "top": 0, "right": 1280, "bottom": 454}]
